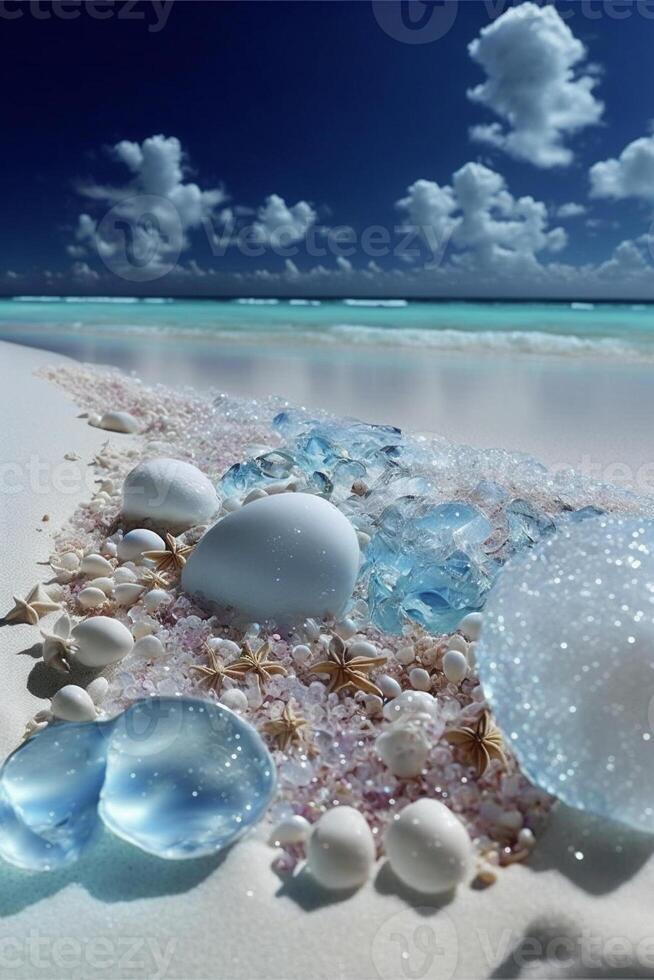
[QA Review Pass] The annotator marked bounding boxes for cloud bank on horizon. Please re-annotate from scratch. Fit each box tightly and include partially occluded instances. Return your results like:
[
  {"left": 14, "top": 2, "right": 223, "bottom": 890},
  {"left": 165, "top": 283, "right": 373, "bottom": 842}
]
[{"left": 7, "top": 2, "right": 654, "bottom": 298}]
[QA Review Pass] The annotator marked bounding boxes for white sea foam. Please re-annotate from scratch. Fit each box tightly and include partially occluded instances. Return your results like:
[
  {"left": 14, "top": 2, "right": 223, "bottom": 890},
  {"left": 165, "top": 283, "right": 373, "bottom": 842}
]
[
  {"left": 343, "top": 298, "right": 409, "bottom": 307},
  {"left": 234, "top": 298, "right": 280, "bottom": 305}
]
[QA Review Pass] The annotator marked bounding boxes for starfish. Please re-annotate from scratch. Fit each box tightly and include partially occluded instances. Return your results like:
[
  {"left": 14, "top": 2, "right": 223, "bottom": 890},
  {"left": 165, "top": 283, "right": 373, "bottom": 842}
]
[
  {"left": 310, "top": 634, "right": 387, "bottom": 698},
  {"left": 3, "top": 583, "right": 60, "bottom": 625},
  {"left": 228, "top": 640, "right": 287, "bottom": 686},
  {"left": 444, "top": 710, "right": 506, "bottom": 778},
  {"left": 261, "top": 703, "right": 308, "bottom": 752},
  {"left": 139, "top": 567, "right": 172, "bottom": 590},
  {"left": 189, "top": 647, "right": 245, "bottom": 693},
  {"left": 142, "top": 533, "right": 193, "bottom": 574}
]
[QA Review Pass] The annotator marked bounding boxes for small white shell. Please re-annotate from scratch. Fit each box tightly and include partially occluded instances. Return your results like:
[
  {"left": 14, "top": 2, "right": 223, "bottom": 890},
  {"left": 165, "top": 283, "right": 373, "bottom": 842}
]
[
  {"left": 458, "top": 612, "right": 483, "bottom": 641},
  {"left": 396, "top": 645, "right": 415, "bottom": 666},
  {"left": 114, "top": 583, "right": 145, "bottom": 607},
  {"left": 118, "top": 528, "right": 166, "bottom": 563},
  {"left": 132, "top": 621, "right": 155, "bottom": 640},
  {"left": 334, "top": 618, "right": 357, "bottom": 640},
  {"left": 383, "top": 690, "right": 438, "bottom": 723},
  {"left": 409, "top": 667, "right": 432, "bottom": 692},
  {"left": 207, "top": 637, "right": 241, "bottom": 657},
  {"left": 443, "top": 649, "right": 468, "bottom": 685},
  {"left": 307, "top": 806, "right": 375, "bottom": 890},
  {"left": 59, "top": 552, "right": 80, "bottom": 571},
  {"left": 446, "top": 634, "right": 468, "bottom": 656},
  {"left": 51, "top": 685, "right": 97, "bottom": 722},
  {"left": 78, "top": 587, "right": 108, "bottom": 609},
  {"left": 270, "top": 814, "right": 311, "bottom": 846},
  {"left": 378, "top": 674, "right": 402, "bottom": 700},
  {"left": 114, "top": 567, "right": 138, "bottom": 585},
  {"left": 80, "top": 554, "right": 113, "bottom": 577},
  {"left": 376, "top": 724, "right": 430, "bottom": 778},
  {"left": 364, "top": 693, "right": 384, "bottom": 717},
  {"left": 291, "top": 643, "right": 312, "bottom": 665},
  {"left": 96, "top": 410, "right": 140, "bottom": 434},
  {"left": 219, "top": 688, "right": 248, "bottom": 712},
  {"left": 71, "top": 617, "right": 134, "bottom": 668},
  {"left": 86, "top": 577, "right": 114, "bottom": 596},
  {"left": 132, "top": 634, "right": 165, "bottom": 658},
  {"left": 86, "top": 676, "right": 109, "bottom": 705},
  {"left": 143, "top": 589, "right": 172, "bottom": 614},
  {"left": 347, "top": 640, "right": 379, "bottom": 660}
]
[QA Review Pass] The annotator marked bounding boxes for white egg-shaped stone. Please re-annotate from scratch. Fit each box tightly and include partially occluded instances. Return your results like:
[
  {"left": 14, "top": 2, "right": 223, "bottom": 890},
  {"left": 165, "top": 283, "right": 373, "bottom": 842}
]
[
  {"left": 51, "top": 685, "right": 97, "bottom": 722},
  {"left": 96, "top": 410, "right": 140, "bottom": 434},
  {"left": 143, "top": 589, "right": 172, "bottom": 613},
  {"left": 384, "top": 799, "right": 472, "bottom": 894},
  {"left": 78, "top": 587, "right": 107, "bottom": 610},
  {"left": 376, "top": 724, "right": 430, "bottom": 777},
  {"left": 409, "top": 667, "right": 432, "bottom": 692},
  {"left": 458, "top": 612, "right": 483, "bottom": 641},
  {"left": 86, "top": 577, "right": 114, "bottom": 596},
  {"left": 446, "top": 634, "right": 468, "bottom": 656},
  {"left": 270, "top": 814, "right": 312, "bottom": 846},
  {"left": 80, "top": 554, "right": 113, "bottom": 577},
  {"left": 443, "top": 649, "right": 468, "bottom": 685},
  {"left": 86, "top": 676, "right": 109, "bottom": 705},
  {"left": 114, "top": 566, "right": 138, "bottom": 584},
  {"left": 378, "top": 674, "right": 402, "bottom": 700},
  {"left": 219, "top": 688, "right": 248, "bottom": 712},
  {"left": 132, "top": 634, "right": 165, "bottom": 659},
  {"left": 182, "top": 493, "right": 360, "bottom": 626},
  {"left": 122, "top": 457, "right": 219, "bottom": 531},
  {"left": 383, "top": 690, "right": 438, "bottom": 723},
  {"left": 114, "top": 583, "right": 145, "bottom": 607},
  {"left": 307, "top": 806, "right": 375, "bottom": 890},
  {"left": 118, "top": 528, "right": 166, "bottom": 562},
  {"left": 59, "top": 552, "right": 80, "bottom": 571},
  {"left": 71, "top": 616, "right": 134, "bottom": 668},
  {"left": 347, "top": 640, "right": 379, "bottom": 660}
]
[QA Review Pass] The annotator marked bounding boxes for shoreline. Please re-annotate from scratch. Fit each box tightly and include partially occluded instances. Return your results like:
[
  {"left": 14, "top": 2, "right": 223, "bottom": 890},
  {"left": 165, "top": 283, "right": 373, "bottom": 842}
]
[{"left": 1, "top": 338, "right": 654, "bottom": 980}]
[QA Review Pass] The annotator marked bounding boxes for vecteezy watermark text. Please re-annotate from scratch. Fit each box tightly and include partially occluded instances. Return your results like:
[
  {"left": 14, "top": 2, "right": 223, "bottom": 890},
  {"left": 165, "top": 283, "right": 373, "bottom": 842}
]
[
  {"left": 0, "top": 931, "right": 176, "bottom": 977},
  {"left": 0, "top": 1, "right": 174, "bottom": 32}
]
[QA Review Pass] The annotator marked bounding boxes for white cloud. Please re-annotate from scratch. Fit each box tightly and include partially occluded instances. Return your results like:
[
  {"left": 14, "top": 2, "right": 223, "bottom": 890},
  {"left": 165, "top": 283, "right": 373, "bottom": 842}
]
[
  {"left": 396, "top": 161, "right": 566, "bottom": 276},
  {"left": 556, "top": 202, "right": 586, "bottom": 219},
  {"left": 251, "top": 194, "right": 317, "bottom": 246},
  {"left": 467, "top": 3, "right": 603, "bottom": 168},
  {"left": 589, "top": 134, "right": 654, "bottom": 201}
]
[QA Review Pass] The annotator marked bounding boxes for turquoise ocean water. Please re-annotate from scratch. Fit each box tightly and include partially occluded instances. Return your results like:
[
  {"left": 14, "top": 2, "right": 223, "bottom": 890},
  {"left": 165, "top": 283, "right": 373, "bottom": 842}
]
[{"left": 1, "top": 297, "right": 654, "bottom": 361}]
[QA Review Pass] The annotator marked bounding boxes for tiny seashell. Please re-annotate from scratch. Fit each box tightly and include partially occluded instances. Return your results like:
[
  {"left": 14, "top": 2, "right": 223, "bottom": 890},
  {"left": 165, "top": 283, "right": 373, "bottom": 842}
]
[
  {"left": 334, "top": 618, "right": 357, "bottom": 640},
  {"left": 207, "top": 637, "right": 241, "bottom": 657},
  {"left": 270, "top": 814, "right": 311, "bottom": 846},
  {"left": 383, "top": 690, "right": 438, "bottom": 723},
  {"left": 378, "top": 674, "right": 402, "bottom": 700},
  {"left": 409, "top": 667, "right": 432, "bottom": 692},
  {"left": 443, "top": 649, "right": 468, "bottom": 685},
  {"left": 376, "top": 724, "right": 430, "bottom": 778},
  {"left": 95, "top": 410, "right": 140, "bottom": 434},
  {"left": 132, "top": 634, "right": 165, "bottom": 658},
  {"left": 102, "top": 540, "right": 118, "bottom": 558},
  {"left": 51, "top": 685, "right": 97, "bottom": 722},
  {"left": 458, "top": 612, "right": 483, "bottom": 641},
  {"left": 446, "top": 634, "right": 468, "bottom": 656},
  {"left": 86, "top": 676, "right": 109, "bottom": 705},
  {"left": 114, "top": 567, "right": 138, "bottom": 585},
  {"left": 291, "top": 644, "right": 312, "bottom": 665},
  {"left": 219, "top": 688, "right": 248, "bottom": 712},
  {"left": 363, "top": 693, "right": 384, "bottom": 717},
  {"left": 71, "top": 617, "right": 134, "bottom": 668},
  {"left": 59, "top": 552, "right": 80, "bottom": 571},
  {"left": 143, "top": 589, "right": 172, "bottom": 613},
  {"left": 80, "top": 554, "right": 113, "bottom": 577},
  {"left": 118, "top": 528, "right": 166, "bottom": 563},
  {"left": 78, "top": 587, "right": 107, "bottom": 609},
  {"left": 347, "top": 640, "right": 379, "bottom": 660},
  {"left": 86, "top": 577, "right": 114, "bottom": 596},
  {"left": 114, "top": 583, "right": 145, "bottom": 607}
]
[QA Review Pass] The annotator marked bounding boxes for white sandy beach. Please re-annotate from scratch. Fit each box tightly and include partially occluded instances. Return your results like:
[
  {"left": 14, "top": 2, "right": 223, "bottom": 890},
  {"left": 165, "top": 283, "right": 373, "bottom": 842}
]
[{"left": 1, "top": 339, "right": 654, "bottom": 980}]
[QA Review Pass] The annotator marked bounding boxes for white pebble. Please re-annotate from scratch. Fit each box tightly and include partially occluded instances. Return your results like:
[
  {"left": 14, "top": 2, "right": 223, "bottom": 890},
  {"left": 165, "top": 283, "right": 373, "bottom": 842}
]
[
  {"left": 518, "top": 828, "right": 536, "bottom": 849},
  {"left": 51, "top": 685, "right": 97, "bottom": 722},
  {"left": 383, "top": 690, "right": 438, "bottom": 723},
  {"left": 59, "top": 552, "right": 80, "bottom": 571},
  {"left": 86, "top": 676, "right": 109, "bottom": 705},
  {"left": 243, "top": 488, "right": 268, "bottom": 504},
  {"left": 307, "top": 806, "right": 375, "bottom": 890},
  {"left": 221, "top": 496, "right": 242, "bottom": 513},
  {"left": 334, "top": 618, "right": 357, "bottom": 640},
  {"left": 71, "top": 617, "right": 134, "bottom": 668},
  {"left": 364, "top": 694, "right": 384, "bottom": 717},
  {"left": 384, "top": 799, "right": 472, "bottom": 895},
  {"left": 396, "top": 645, "right": 415, "bottom": 666},
  {"left": 376, "top": 725, "right": 430, "bottom": 778},
  {"left": 446, "top": 634, "right": 468, "bottom": 656},
  {"left": 458, "top": 612, "right": 483, "bottom": 641},
  {"left": 291, "top": 644, "right": 312, "bottom": 665},
  {"left": 96, "top": 410, "right": 140, "bottom": 434},
  {"left": 114, "top": 566, "right": 138, "bottom": 585},
  {"left": 102, "top": 540, "right": 118, "bottom": 558},
  {"left": 378, "top": 674, "right": 402, "bottom": 700},
  {"left": 77, "top": 587, "right": 107, "bottom": 609},
  {"left": 86, "top": 577, "right": 114, "bottom": 596},
  {"left": 143, "top": 589, "right": 172, "bottom": 614},
  {"left": 132, "top": 634, "right": 165, "bottom": 658},
  {"left": 219, "top": 688, "right": 249, "bottom": 712},
  {"left": 114, "top": 583, "right": 145, "bottom": 607},
  {"left": 207, "top": 637, "right": 241, "bottom": 657},
  {"left": 347, "top": 640, "right": 379, "bottom": 660},
  {"left": 409, "top": 667, "right": 432, "bottom": 692},
  {"left": 80, "top": 554, "right": 113, "bottom": 577},
  {"left": 118, "top": 528, "right": 166, "bottom": 563},
  {"left": 270, "top": 814, "right": 311, "bottom": 846},
  {"left": 443, "top": 649, "right": 468, "bottom": 685},
  {"left": 122, "top": 457, "right": 219, "bottom": 531}
]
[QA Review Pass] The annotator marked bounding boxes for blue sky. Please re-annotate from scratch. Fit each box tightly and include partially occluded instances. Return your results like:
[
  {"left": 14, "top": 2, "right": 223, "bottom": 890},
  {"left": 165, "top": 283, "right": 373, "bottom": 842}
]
[{"left": 3, "top": 0, "right": 654, "bottom": 298}]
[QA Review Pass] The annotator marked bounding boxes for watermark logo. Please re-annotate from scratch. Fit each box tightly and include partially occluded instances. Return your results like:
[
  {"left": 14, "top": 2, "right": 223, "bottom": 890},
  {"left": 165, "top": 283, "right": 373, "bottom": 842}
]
[
  {"left": 371, "top": 907, "right": 459, "bottom": 980},
  {"left": 0, "top": 1, "right": 174, "bottom": 32},
  {"left": 96, "top": 194, "right": 183, "bottom": 282},
  {"left": 372, "top": 1, "right": 459, "bottom": 44}
]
